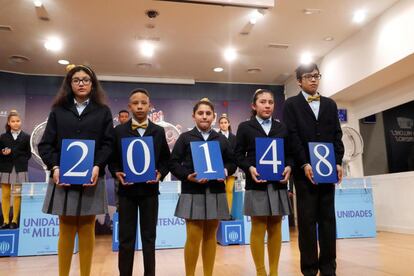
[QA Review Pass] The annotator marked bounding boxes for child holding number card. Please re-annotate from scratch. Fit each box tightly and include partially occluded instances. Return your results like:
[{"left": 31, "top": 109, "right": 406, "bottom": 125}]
[
  {"left": 38, "top": 65, "right": 114, "bottom": 276},
  {"left": 234, "top": 89, "right": 293, "bottom": 276},
  {"left": 0, "top": 110, "right": 31, "bottom": 229},
  {"left": 109, "top": 88, "right": 170, "bottom": 276},
  {"left": 169, "top": 98, "right": 236, "bottom": 276}
]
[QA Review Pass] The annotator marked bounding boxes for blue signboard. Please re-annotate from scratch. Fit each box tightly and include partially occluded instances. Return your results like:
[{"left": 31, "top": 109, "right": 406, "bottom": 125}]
[
  {"left": 60, "top": 139, "right": 95, "bottom": 185},
  {"left": 121, "top": 137, "right": 156, "bottom": 183},
  {"left": 190, "top": 141, "right": 225, "bottom": 180},
  {"left": 255, "top": 138, "right": 285, "bottom": 181},
  {"left": 309, "top": 142, "right": 338, "bottom": 184},
  {"left": 18, "top": 182, "right": 78, "bottom": 256},
  {"left": 335, "top": 186, "right": 376, "bottom": 238}
]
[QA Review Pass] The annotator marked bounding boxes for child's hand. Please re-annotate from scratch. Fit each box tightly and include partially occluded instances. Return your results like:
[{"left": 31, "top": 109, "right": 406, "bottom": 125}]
[
  {"left": 146, "top": 170, "right": 161, "bottom": 184},
  {"left": 249, "top": 166, "right": 267, "bottom": 183},
  {"left": 187, "top": 172, "right": 208, "bottom": 184},
  {"left": 116, "top": 172, "right": 133, "bottom": 185},
  {"left": 1, "top": 148, "right": 11, "bottom": 155}
]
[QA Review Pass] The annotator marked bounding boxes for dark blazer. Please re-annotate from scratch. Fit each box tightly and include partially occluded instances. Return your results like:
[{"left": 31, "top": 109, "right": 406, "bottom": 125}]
[
  {"left": 109, "top": 119, "right": 171, "bottom": 196},
  {"left": 235, "top": 117, "right": 293, "bottom": 191},
  {"left": 0, "top": 131, "right": 31, "bottom": 173},
  {"left": 38, "top": 101, "right": 115, "bottom": 177},
  {"left": 169, "top": 127, "right": 236, "bottom": 194},
  {"left": 283, "top": 92, "right": 344, "bottom": 180},
  {"left": 219, "top": 131, "right": 237, "bottom": 151}
]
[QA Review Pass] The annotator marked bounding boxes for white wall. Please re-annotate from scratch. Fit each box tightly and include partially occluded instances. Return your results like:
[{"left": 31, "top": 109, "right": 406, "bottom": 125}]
[
  {"left": 284, "top": 0, "right": 414, "bottom": 234},
  {"left": 371, "top": 171, "right": 414, "bottom": 234}
]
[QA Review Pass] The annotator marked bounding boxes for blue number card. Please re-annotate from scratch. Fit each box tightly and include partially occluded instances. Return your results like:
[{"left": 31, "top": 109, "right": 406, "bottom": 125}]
[
  {"left": 255, "top": 138, "right": 285, "bottom": 181},
  {"left": 121, "top": 136, "right": 156, "bottom": 183},
  {"left": 309, "top": 142, "right": 338, "bottom": 184},
  {"left": 190, "top": 141, "right": 225, "bottom": 180},
  {"left": 60, "top": 139, "right": 95, "bottom": 185}
]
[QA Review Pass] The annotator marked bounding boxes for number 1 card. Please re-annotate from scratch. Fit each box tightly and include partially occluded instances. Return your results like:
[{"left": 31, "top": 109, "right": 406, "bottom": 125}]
[{"left": 190, "top": 141, "right": 225, "bottom": 180}]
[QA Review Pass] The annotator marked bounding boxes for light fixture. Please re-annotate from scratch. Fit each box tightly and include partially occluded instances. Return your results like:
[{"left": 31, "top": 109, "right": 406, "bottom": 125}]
[
  {"left": 300, "top": 52, "right": 313, "bottom": 65},
  {"left": 44, "top": 37, "right": 63, "bottom": 52},
  {"left": 224, "top": 48, "right": 237, "bottom": 62},
  {"left": 140, "top": 41, "right": 155, "bottom": 58},
  {"left": 33, "top": 0, "right": 42, "bottom": 7},
  {"left": 324, "top": 36, "right": 334, "bottom": 41},
  {"left": 353, "top": 10, "right": 366, "bottom": 24},
  {"left": 213, "top": 67, "right": 224, "bottom": 73},
  {"left": 58, "top": 59, "right": 69, "bottom": 65},
  {"left": 249, "top": 9, "right": 264, "bottom": 25}
]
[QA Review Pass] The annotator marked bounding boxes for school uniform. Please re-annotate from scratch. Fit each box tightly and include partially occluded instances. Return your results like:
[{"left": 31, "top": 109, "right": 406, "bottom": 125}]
[
  {"left": 38, "top": 100, "right": 114, "bottom": 216},
  {"left": 283, "top": 92, "right": 344, "bottom": 276},
  {"left": 109, "top": 118, "right": 170, "bottom": 276},
  {"left": 234, "top": 116, "right": 293, "bottom": 217},
  {"left": 170, "top": 127, "right": 236, "bottom": 220},
  {"left": 0, "top": 130, "right": 31, "bottom": 184}
]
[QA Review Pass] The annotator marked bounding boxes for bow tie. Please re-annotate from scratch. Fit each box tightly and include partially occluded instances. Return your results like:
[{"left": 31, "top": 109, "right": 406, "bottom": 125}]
[
  {"left": 307, "top": 94, "right": 320, "bottom": 103},
  {"left": 131, "top": 121, "right": 148, "bottom": 130}
]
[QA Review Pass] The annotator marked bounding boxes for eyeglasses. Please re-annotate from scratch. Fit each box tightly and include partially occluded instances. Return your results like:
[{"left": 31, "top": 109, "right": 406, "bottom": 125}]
[
  {"left": 71, "top": 78, "right": 91, "bottom": 85},
  {"left": 302, "top": 74, "right": 322, "bottom": 81}
]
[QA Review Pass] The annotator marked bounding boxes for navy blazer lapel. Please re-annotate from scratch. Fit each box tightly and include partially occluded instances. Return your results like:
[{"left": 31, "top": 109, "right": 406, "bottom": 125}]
[
  {"left": 143, "top": 120, "right": 156, "bottom": 137},
  {"left": 249, "top": 117, "right": 268, "bottom": 136},
  {"left": 189, "top": 127, "right": 204, "bottom": 140},
  {"left": 268, "top": 119, "right": 282, "bottom": 137},
  {"left": 297, "top": 92, "right": 317, "bottom": 120},
  {"left": 207, "top": 129, "right": 220, "bottom": 141},
  {"left": 125, "top": 120, "right": 140, "bottom": 136},
  {"left": 318, "top": 96, "right": 328, "bottom": 120},
  {"left": 80, "top": 101, "right": 97, "bottom": 117}
]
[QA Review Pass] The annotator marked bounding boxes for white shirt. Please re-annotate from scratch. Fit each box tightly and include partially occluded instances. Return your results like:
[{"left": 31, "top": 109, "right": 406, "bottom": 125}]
[
  {"left": 221, "top": 130, "right": 229, "bottom": 139},
  {"left": 11, "top": 130, "right": 21, "bottom": 140},
  {"left": 131, "top": 118, "right": 148, "bottom": 136},
  {"left": 196, "top": 127, "right": 212, "bottom": 141},
  {"left": 256, "top": 116, "right": 272, "bottom": 135},
  {"left": 302, "top": 91, "right": 320, "bottom": 119},
  {"left": 74, "top": 98, "right": 90, "bottom": 115}
]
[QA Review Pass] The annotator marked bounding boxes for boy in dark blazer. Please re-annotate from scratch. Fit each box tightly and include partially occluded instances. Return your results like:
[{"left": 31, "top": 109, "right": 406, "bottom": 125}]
[
  {"left": 283, "top": 63, "right": 344, "bottom": 276},
  {"left": 110, "top": 88, "right": 170, "bottom": 276}
]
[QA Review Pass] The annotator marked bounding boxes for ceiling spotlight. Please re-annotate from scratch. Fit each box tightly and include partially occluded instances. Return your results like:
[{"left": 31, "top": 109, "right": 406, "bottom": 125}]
[
  {"left": 353, "top": 10, "right": 366, "bottom": 24},
  {"left": 324, "top": 36, "right": 334, "bottom": 41},
  {"left": 224, "top": 48, "right": 237, "bottom": 62},
  {"left": 33, "top": 0, "right": 42, "bottom": 7},
  {"left": 140, "top": 41, "right": 155, "bottom": 58},
  {"left": 213, "top": 67, "right": 224, "bottom": 73},
  {"left": 44, "top": 37, "right": 63, "bottom": 52},
  {"left": 300, "top": 52, "right": 313, "bottom": 65},
  {"left": 58, "top": 59, "right": 69, "bottom": 65},
  {"left": 249, "top": 9, "right": 264, "bottom": 25}
]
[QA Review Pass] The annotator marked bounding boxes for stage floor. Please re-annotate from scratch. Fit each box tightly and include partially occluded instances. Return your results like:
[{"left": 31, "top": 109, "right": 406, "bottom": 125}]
[{"left": 1, "top": 230, "right": 413, "bottom": 275}]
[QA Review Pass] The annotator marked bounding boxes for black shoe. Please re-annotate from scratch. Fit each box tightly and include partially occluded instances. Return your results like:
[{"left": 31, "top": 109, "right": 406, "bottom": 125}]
[
  {"left": 9, "top": 222, "right": 18, "bottom": 229},
  {"left": 0, "top": 223, "right": 10, "bottom": 229}
]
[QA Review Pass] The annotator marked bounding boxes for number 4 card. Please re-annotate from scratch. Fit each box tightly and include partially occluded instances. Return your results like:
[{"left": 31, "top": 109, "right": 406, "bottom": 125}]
[
  {"left": 309, "top": 142, "right": 338, "bottom": 184},
  {"left": 190, "top": 141, "right": 225, "bottom": 180},
  {"left": 121, "top": 136, "right": 156, "bottom": 183},
  {"left": 255, "top": 138, "right": 285, "bottom": 181},
  {"left": 60, "top": 139, "right": 95, "bottom": 185}
]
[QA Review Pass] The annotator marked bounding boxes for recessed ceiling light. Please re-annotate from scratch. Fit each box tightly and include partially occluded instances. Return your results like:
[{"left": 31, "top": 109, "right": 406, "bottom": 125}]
[
  {"left": 224, "top": 48, "right": 237, "bottom": 62},
  {"left": 353, "top": 10, "right": 366, "bottom": 24},
  {"left": 303, "top": 8, "right": 322, "bottom": 15},
  {"left": 249, "top": 9, "right": 264, "bottom": 25},
  {"left": 44, "top": 37, "right": 63, "bottom": 52},
  {"left": 137, "top": 62, "right": 152, "bottom": 69},
  {"left": 58, "top": 59, "right": 69, "bottom": 65},
  {"left": 247, "top": 68, "right": 261, "bottom": 74},
  {"left": 324, "top": 36, "right": 334, "bottom": 41},
  {"left": 140, "top": 41, "right": 155, "bottom": 57},
  {"left": 300, "top": 52, "right": 313, "bottom": 65},
  {"left": 8, "top": 55, "right": 30, "bottom": 64},
  {"left": 213, "top": 67, "right": 224, "bottom": 73},
  {"left": 33, "top": 0, "right": 42, "bottom": 7}
]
